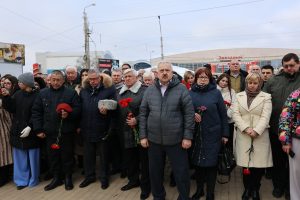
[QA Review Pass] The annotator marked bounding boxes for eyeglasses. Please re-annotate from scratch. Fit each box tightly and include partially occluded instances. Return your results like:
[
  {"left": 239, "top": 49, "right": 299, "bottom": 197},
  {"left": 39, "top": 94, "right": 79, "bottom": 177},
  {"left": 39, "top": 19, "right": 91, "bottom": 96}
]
[{"left": 198, "top": 76, "right": 209, "bottom": 80}]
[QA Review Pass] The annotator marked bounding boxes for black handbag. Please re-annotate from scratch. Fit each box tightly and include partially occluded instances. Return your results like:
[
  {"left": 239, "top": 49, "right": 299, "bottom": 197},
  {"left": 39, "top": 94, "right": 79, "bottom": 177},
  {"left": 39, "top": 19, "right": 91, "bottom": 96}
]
[{"left": 217, "top": 144, "right": 236, "bottom": 184}]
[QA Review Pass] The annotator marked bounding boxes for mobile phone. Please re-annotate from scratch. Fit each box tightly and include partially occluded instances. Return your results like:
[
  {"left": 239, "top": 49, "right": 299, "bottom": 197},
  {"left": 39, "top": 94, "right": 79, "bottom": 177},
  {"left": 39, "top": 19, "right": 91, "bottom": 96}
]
[{"left": 289, "top": 150, "right": 295, "bottom": 158}]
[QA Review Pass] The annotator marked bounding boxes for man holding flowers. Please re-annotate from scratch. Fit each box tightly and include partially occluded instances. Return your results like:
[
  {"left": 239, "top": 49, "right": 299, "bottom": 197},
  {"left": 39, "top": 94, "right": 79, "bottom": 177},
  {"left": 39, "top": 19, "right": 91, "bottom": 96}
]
[
  {"left": 117, "top": 68, "right": 150, "bottom": 200},
  {"left": 32, "top": 70, "right": 81, "bottom": 191}
]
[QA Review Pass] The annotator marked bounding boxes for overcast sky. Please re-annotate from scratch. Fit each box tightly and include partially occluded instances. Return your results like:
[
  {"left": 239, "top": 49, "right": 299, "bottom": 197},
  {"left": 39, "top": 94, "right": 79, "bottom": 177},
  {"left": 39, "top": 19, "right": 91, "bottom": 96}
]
[{"left": 1, "top": 0, "right": 300, "bottom": 71}]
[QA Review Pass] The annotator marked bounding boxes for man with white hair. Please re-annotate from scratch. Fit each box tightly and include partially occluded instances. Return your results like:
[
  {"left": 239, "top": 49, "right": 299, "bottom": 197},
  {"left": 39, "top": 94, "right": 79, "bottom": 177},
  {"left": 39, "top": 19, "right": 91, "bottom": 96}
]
[
  {"left": 249, "top": 64, "right": 261, "bottom": 74},
  {"left": 151, "top": 67, "right": 158, "bottom": 79},
  {"left": 142, "top": 71, "right": 155, "bottom": 86},
  {"left": 118, "top": 69, "right": 150, "bottom": 200},
  {"left": 139, "top": 62, "right": 194, "bottom": 200},
  {"left": 65, "top": 66, "right": 80, "bottom": 89}
]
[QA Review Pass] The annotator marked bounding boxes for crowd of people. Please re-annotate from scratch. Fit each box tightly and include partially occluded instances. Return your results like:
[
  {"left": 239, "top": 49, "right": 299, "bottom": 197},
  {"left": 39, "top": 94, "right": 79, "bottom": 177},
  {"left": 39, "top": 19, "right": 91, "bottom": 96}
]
[{"left": 0, "top": 53, "right": 299, "bottom": 200}]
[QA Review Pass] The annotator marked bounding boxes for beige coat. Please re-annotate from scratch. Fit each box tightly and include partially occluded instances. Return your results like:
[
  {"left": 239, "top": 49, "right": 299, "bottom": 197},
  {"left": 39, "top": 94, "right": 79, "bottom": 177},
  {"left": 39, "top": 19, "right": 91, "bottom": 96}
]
[
  {"left": 0, "top": 104, "right": 13, "bottom": 167},
  {"left": 233, "top": 91, "right": 273, "bottom": 168}
]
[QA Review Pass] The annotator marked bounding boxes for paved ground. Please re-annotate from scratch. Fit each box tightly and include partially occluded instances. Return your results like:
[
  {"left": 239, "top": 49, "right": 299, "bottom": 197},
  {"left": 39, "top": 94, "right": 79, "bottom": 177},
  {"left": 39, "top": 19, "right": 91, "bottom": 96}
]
[{"left": 0, "top": 166, "right": 285, "bottom": 200}]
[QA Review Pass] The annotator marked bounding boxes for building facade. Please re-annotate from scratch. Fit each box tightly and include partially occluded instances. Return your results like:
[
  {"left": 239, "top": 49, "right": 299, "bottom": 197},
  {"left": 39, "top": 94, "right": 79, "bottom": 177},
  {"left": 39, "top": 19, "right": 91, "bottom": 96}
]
[
  {"left": 152, "top": 48, "right": 300, "bottom": 73},
  {"left": 35, "top": 51, "right": 114, "bottom": 74}
]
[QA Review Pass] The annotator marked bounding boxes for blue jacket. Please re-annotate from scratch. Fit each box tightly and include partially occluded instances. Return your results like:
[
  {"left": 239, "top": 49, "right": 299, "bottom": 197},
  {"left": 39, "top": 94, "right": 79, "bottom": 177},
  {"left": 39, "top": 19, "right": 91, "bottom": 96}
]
[
  {"left": 189, "top": 83, "right": 229, "bottom": 167},
  {"left": 80, "top": 84, "right": 116, "bottom": 142}
]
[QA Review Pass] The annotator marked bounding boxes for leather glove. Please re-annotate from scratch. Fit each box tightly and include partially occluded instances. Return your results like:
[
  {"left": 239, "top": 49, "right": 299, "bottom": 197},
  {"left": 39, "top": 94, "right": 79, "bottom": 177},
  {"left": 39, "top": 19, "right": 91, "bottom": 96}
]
[{"left": 20, "top": 126, "right": 31, "bottom": 138}]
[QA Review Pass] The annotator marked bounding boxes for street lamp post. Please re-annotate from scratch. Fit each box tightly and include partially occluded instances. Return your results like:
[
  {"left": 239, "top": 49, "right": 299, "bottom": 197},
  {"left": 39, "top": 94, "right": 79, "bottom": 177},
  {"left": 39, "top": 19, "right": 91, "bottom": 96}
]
[
  {"left": 83, "top": 3, "right": 95, "bottom": 69},
  {"left": 158, "top": 16, "right": 164, "bottom": 60}
]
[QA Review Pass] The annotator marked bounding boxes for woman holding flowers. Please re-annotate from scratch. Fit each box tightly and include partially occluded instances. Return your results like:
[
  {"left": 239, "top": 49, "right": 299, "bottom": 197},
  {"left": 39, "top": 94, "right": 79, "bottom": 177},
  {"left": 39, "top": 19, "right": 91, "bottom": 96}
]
[
  {"left": 278, "top": 89, "right": 300, "bottom": 200},
  {"left": 117, "top": 69, "right": 150, "bottom": 200},
  {"left": 233, "top": 73, "right": 272, "bottom": 200},
  {"left": 217, "top": 73, "right": 236, "bottom": 151},
  {"left": 189, "top": 67, "right": 229, "bottom": 200}
]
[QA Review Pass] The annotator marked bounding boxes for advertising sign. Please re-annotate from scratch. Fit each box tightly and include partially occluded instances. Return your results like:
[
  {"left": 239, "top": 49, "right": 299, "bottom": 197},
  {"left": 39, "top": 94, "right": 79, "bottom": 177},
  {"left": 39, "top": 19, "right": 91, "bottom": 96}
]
[
  {"left": 0, "top": 42, "right": 25, "bottom": 65},
  {"left": 98, "top": 59, "right": 119, "bottom": 71}
]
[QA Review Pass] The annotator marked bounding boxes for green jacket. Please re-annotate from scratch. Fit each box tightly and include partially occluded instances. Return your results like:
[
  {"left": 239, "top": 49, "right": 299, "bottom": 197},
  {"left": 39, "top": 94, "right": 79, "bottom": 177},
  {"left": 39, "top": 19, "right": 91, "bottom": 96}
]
[{"left": 263, "top": 71, "right": 300, "bottom": 135}]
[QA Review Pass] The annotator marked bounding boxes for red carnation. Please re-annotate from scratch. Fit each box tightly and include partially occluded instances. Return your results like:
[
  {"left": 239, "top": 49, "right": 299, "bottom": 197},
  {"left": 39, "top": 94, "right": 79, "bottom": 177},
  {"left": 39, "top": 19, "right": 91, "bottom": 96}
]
[
  {"left": 119, "top": 98, "right": 133, "bottom": 108},
  {"left": 224, "top": 100, "right": 231, "bottom": 107},
  {"left": 243, "top": 168, "right": 251, "bottom": 175},
  {"left": 56, "top": 103, "right": 73, "bottom": 113},
  {"left": 51, "top": 143, "right": 60, "bottom": 150}
]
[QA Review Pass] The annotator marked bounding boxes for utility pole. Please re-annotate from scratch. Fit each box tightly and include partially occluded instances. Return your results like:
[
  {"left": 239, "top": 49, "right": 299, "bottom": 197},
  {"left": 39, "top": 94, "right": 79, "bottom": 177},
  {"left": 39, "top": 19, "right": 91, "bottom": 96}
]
[
  {"left": 158, "top": 16, "right": 164, "bottom": 60},
  {"left": 83, "top": 3, "right": 95, "bottom": 69}
]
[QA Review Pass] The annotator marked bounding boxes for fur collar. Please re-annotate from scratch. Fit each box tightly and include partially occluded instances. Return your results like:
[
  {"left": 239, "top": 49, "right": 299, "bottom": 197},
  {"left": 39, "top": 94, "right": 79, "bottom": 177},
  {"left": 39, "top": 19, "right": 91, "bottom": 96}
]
[
  {"left": 119, "top": 81, "right": 142, "bottom": 95},
  {"left": 82, "top": 73, "right": 113, "bottom": 89}
]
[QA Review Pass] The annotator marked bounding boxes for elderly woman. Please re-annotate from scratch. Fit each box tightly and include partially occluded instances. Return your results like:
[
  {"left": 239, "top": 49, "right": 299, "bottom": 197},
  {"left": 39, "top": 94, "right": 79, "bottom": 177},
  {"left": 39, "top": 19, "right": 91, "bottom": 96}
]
[
  {"left": 189, "top": 67, "right": 229, "bottom": 200},
  {"left": 233, "top": 73, "right": 272, "bottom": 200},
  {"left": 216, "top": 73, "right": 236, "bottom": 151},
  {"left": 278, "top": 89, "right": 300, "bottom": 200}
]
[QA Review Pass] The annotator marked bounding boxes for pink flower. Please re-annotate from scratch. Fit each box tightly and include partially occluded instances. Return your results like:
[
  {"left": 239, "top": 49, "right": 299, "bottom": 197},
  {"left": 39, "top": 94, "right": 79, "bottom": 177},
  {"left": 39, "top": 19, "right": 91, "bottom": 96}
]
[
  {"left": 279, "top": 132, "right": 287, "bottom": 142},
  {"left": 291, "top": 90, "right": 300, "bottom": 98},
  {"left": 292, "top": 102, "right": 297, "bottom": 108},
  {"left": 296, "top": 126, "right": 300, "bottom": 136},
  {"left": 281, "top": 112, "right": 288, "bottom": 118}
]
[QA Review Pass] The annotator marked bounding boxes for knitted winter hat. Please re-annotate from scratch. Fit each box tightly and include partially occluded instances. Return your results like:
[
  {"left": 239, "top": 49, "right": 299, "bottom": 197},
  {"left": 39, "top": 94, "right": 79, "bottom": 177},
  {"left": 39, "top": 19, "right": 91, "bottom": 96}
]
[{"left": 18, "top": 72, "right": 34, "bottom": 88}]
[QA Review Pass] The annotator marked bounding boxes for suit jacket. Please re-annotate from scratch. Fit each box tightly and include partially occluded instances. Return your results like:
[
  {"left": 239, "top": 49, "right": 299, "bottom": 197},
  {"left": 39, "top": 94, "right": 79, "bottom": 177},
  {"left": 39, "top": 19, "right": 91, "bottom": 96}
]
[{"left": 233, "top": 91, "right": 273, "bottom": 168}]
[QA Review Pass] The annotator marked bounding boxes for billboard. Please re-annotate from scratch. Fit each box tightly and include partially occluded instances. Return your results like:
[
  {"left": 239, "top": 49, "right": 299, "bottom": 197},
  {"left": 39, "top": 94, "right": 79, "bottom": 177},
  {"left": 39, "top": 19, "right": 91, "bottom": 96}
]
[
  {"left": 0, "top": 43, "right": 25, "bottom": 65},
  {"left": 98, "top": 59, "right": 119, "bottom": 71}
]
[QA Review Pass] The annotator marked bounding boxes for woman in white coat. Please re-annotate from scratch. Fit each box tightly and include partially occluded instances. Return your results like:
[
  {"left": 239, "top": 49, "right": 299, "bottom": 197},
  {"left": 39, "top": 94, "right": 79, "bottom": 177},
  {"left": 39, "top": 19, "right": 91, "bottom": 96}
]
[{"left": 233, "top": 73, "right": 273, "bottom": 200}]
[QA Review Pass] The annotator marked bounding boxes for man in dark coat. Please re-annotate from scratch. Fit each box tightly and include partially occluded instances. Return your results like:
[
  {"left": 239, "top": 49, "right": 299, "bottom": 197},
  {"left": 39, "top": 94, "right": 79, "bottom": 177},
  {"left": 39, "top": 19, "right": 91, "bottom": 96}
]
[
  {"left": 225, "top": 59, "right": 248, "bottom": 93},
  {"left": 263, "top": 53, "right": 300, "bottom": 199},
  {"left": 117, "top": 69, "right": 150, "bottom": 200},
  {"left": 32, "top": 70, "right": 81, "bottom": 191},
  {"left": 79, "top": 69, "right": 116, "bottom": 190},
  {"left": 139, "top": 62, "right": 195, "bottom": 200}
]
